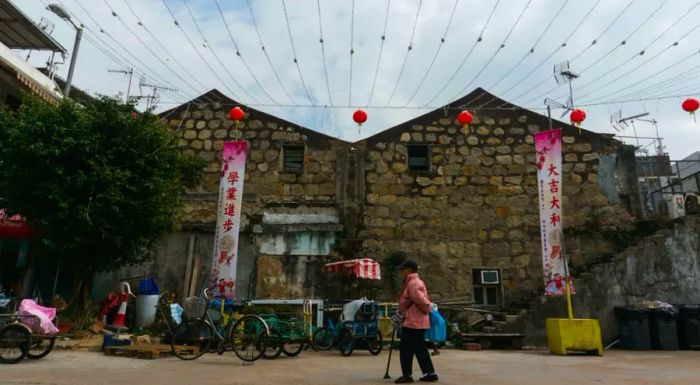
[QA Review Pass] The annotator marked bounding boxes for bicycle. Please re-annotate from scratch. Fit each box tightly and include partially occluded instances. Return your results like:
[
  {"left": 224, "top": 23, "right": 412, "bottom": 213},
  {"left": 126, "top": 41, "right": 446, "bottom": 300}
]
[{"left": 158, "top": 289, "right": 269, "bottom": 362}]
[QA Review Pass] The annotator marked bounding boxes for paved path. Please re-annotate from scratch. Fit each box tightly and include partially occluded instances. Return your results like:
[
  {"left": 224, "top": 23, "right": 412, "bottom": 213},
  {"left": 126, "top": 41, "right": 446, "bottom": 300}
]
[{"left": 1, "top": 349, "right": 699, "bottom": 385}]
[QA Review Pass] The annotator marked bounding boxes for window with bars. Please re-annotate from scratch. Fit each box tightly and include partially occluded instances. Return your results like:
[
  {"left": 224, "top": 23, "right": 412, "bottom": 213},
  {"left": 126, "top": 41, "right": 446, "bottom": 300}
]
[
  {"left": 407, "top": 144, "right": 430, "bottom": 172},
  {"left": 283, "top": 145, "right": 305, "bottom": 172}
]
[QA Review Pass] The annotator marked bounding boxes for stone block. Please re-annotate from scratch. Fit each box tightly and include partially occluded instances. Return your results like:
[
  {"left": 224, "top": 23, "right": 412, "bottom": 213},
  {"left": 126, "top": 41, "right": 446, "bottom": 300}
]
[
  {"left": 425, "top": 133, "right": 437, "bottom": 142},
  {"left": 494, "top": 127, "right": 505, "bottom": 135},
  {"left": 412, "top": 125, "right": 424, "bottom": 131},
  {"left": 562, "top": 136, "right": 576, "bottom": 144},
  {"left": 366, "top": 193, "right": 379, "bottom": 204},
  {"left": 400, "top": 132, "right": 411, "bottom": 142},
  {"left": 422, "top": 186, "right": 438, "bottom": 196},
  {"left": 486, "top": 137, "right": 502, "bottom": 145},
  {"left": 572, "top": 143, "right": 593, "bottom": 152},
  {"left": 250, "top": 151, "right": 263, "bottom": 163},
  {"left": 467, "top": 136, "right": 479, "bottom": 145},
  {"left": 527, "top": 124, "right": 539, "bottom": 133},
  {"left": 183, "top": 130, "right": 197, "bottom": 139},
  {"left": 411, "top": 132, "right": 424, "bottom": 142},
  {"left": 496, "top": 145, "right": 511, "bottom": 154},
  {"left": 471, "top": 175, "right": 489, "bottom": 185},
  {"left": 483, "top": 241, "right": 510, "bottom": 259},
  {"left": 496, "top": 155, "right": 513, "bottom": 165},
  {"left": 257, "top": 163, "right": 269, "bottom": 172},
  {"left": 484, "top": 117, "right": 496, "bottom": 125},
  {"left": 509, "top": 127, "right": 525, "bottom": 135},
  {"left": 204, "top": 140, "right": 212, "bottom": 150},
  {"left": 427, "top": 125, "right": 443, "bottom": 132},
  {"left": 378, "top": 195, "right": 397, "bottom": 205},
  {"left": 213, "top": 140, "right": 225, "bottom": 151},
  {"left": 248, "top": 120, "right": 263, "bottom": 129},
  {"left": 490, "top": 176, "right": 503, "bottom": 186},
  {"left": 582, "top": 153, "right": 598, "bottom": 162},
  {"left": 244, "top": 130, "right": 257, "bottom": 139},
  {"left": 208, "top": 120, "right": 221, "bottom": 129},
  {"left": 477, "top": 126, "right": 490, "bottom": 135},
  {"left": 191, "top": 140, "right": 203, "bottom": 149},
  {"left": 438, "top": 135, "right": 452, "bottom": 144},
  {"left": 259, "top": 129, "right": 270, "bottom": 138},
  {"left": 196, "top": 120, "right": 206, "bottom": 129},
  {"left": 564, "top": 153, "right": 578, "bottom": 162}
]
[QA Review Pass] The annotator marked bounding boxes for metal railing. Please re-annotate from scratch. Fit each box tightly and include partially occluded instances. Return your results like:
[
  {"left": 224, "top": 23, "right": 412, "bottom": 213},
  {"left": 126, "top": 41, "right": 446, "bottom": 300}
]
[{"left": 637, "top": 159, "right": 700, "bottom": 218}]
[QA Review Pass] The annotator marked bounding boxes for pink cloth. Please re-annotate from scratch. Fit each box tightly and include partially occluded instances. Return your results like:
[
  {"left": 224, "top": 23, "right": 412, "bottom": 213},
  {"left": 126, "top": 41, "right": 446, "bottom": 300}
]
[
  {"left": 398, "top": 273, "right": 431, "bottom": 329},
  {"left": 19, "top": 299, "right": 59, "bottom": 335}
]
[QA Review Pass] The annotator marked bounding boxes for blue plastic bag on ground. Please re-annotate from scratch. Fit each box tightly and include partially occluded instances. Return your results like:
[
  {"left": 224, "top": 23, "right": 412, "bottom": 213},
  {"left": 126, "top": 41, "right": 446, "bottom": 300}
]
[
  {"left": 424, "top": 305, "right": 447, "bottom": 342},
  {"left": 138, "top": 277, "right": 159, "bottom": 295}
]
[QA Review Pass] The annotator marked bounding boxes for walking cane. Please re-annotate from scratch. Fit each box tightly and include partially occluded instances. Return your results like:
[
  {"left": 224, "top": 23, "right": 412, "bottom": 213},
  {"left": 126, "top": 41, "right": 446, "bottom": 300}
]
[{"left": 384, "top": 327, "right": 396, "bottom": 379}]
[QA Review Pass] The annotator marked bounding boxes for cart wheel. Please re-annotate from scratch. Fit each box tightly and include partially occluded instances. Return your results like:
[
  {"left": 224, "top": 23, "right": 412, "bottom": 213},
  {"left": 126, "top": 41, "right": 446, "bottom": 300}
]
[
  {"left": 282, "top": 340, "right": 304, "bottom": 357},
  {"left": 0, "top": 324, "right": 30, "bottom": 364},
  {"left": 367, "top": 333, "right": 383, "bottom": 355},
  {"left": 171, "top": 319, "right": 212, "bottom": 360},
  {"left": 231, "top": 315, "right": 268, "bottom": 362},
  {"left": 263, "top": 329, "right": 283, "bottom": 359},
  {"left": 27, "top": 336, "right": 56, "bottom": 360},
  {"left": 312, "top": 327, "right": 335, "bottom": 351},
  {"left": 337, "top": 328, "right": 354, "bottom": 357}
]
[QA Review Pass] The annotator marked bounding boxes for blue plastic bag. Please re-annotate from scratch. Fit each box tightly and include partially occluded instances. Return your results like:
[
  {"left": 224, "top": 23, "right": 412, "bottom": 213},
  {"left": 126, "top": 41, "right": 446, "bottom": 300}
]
[
  {"left": 424, "top": 306, "right": 447, "bottom": 342},
  {"left": 138, "top": 277, "right": 159, "bottom": 295}
]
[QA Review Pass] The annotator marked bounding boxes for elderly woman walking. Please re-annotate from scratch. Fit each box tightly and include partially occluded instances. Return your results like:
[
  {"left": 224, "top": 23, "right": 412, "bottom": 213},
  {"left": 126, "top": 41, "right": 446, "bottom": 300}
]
[{"left": 394, "top": 259, "right": 438, "bottom": 383}]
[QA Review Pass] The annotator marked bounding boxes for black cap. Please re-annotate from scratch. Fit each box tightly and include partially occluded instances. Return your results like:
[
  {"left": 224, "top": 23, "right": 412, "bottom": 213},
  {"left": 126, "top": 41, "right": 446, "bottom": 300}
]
[{"left": 397, "top": 259, "right": 419, "bottom": 271}]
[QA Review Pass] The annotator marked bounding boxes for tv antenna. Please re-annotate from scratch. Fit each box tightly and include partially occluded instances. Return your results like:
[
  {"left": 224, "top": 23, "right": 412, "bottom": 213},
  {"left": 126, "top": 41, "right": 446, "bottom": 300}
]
[
  {"left": 28, "top": 17, "right": 56, "bottom": 62},
  {"left": 542, "top": 62, "right": 580, "bottom": 130},
  {"left": 612, "top": 112, "right": 664, "bottom": 155},
  {"left": 107, "top": 68, "right": 134, "bottom": 103},
  {"left": 135, "top": 79, "right": 177, "bottom": 110}
]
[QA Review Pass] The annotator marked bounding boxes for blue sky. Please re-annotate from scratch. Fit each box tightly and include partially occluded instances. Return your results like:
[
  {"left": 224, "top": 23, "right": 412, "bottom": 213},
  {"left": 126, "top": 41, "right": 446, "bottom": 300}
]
[{"left": 14, "top": 0, "right": 700, "bottom": 159}]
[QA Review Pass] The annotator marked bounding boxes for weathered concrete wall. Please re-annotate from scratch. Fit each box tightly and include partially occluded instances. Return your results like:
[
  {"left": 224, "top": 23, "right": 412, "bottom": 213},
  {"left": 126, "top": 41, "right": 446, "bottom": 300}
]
[
  {"left": 357, "top": 106, "right": 637, "bottom": 302},
  {"left": 509, "top": 215, "right": 700, "bottom": 346}
]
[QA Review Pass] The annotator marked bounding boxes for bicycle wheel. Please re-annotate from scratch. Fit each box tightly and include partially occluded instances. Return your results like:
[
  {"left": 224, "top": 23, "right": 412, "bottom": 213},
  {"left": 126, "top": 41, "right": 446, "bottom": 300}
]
[
  {"left": 0, "top": 324, "right": 30, "bottom": 364},
  {"left": 262, "top": 328, "right": 282, "bottom": 359},
  {"left": 230, "top": 315, "right": 268, "bottom": 362},
  {"left": 312, "top": 327, "right": 335, "bottom": 351},
  {"left": 367, "top": 333, "right": 383, "bottom": 355},
  {"left": 337, "top": 327, "right": 354, "bottom": 357},
  {"left": 282, "top": 339, "right": 304, "bottom": 357},
  {"left": 27, "top": 336, "right": 56, "bottom": 360},
  {"left": 171, "top": 319, "right": 212, "bottom": 360}
]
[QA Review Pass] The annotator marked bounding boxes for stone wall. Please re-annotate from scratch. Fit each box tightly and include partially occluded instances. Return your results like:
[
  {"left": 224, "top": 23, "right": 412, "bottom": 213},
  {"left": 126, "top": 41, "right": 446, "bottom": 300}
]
[{"left": 357, "top": 107, "right": 637, "bottom": 302}]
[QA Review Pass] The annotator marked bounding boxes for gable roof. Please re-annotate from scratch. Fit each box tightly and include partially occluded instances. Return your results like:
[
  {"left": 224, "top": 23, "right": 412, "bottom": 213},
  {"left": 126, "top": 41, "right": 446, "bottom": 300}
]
[
  {"left": 361, "top": 87, "right": 615, "bottom": 145},
  {"left": 159, "top": 89, "right": 348, "bottom": 143}
]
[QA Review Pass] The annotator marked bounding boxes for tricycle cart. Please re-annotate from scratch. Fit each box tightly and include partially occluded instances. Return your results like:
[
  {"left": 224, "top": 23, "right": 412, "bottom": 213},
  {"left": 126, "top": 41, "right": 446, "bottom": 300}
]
[
  {"left": 0, "top": 299, "right": 57, "bottom": 364},
  {"left": 259, "top": 312, "right": 307, "bottom": 359}
]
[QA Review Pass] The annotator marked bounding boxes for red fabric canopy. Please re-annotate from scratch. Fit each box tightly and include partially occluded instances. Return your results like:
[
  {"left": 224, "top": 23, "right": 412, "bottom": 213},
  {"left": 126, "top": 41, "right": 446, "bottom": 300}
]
[
  {"left": 322, "top": 258, "right": 381, "bottom": 280},
  {"left": 0, "top": 209, "right": 32, "bottom": 238}
]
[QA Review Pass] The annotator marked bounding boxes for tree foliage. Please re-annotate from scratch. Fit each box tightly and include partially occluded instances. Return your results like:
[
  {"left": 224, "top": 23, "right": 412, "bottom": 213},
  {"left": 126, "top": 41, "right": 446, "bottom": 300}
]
[{"left": 0, "top": 96, "right": 201, "bottom": 273}]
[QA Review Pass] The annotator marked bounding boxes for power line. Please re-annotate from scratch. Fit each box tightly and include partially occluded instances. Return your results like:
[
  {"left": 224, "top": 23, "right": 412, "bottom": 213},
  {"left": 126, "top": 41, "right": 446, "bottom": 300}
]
[
  {"left": 423, "top": 0, "right": 501, "bottom": 107},
  {"left": 178, "top": 0, "right": 259, "bottom": 103},
  {"left": 281, "top": 0, "right": 315, "bottom": 106},
  {"left": 367, "top": 0, "right": 392, "bottom": 106},
  {"left": 316, "top": 0, "right": 333, "bottom": 106},
  {"left": 348, "top": 0, "right": 355, "bottom": 106},
  {"left": 245, "top": 0, "right": 297, "bottom": 105},
  {"left": 402, "top": 0, "right": 460, "bottom": 107},
  {"left": 495, "top": 0, "right": 603, "bottom": 105},
  {"left": 213, "top": 0, "right": 279, "bottom": 105},
  {"left": 385, "top": 0, "right": 423, "bottom": 106},
  {"left": 618, "top": 66, "right": 700, "bottom": 101},
  {"left": 450, "top": 0, "right": 534, "bottom": 102}
]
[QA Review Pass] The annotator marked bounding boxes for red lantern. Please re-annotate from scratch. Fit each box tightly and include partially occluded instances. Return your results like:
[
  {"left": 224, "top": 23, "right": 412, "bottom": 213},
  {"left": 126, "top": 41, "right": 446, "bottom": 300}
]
[
  {"left": 570, "top": 108, "right": 586, "bottom": 134},
  {"left": 457, "top": 110, "right": 473, "bottom": 134},
  {"left": 682, "top": 98, "right": 699, "bottom": 122},
  {"left": 353, "top": 109, "right": 367, "bottom": 134},
  {"left": 228, "top": 106, "right": 245, "bottom": 121},
  {"left": 130, "top": 111, "right": 139, "bottom": 119}
]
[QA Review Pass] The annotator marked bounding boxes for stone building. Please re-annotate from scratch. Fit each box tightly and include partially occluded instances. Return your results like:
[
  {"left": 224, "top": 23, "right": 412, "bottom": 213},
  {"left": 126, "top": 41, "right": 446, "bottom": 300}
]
[{"left": 137, "top": 88, "right": 640, "bottom": 307}]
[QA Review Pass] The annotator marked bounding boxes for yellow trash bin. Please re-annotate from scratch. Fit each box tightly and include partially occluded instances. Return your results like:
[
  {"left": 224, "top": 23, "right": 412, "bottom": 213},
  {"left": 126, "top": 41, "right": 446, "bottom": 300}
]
[{"left": 546, "top": 318, "right": 603, "bottom": 356}]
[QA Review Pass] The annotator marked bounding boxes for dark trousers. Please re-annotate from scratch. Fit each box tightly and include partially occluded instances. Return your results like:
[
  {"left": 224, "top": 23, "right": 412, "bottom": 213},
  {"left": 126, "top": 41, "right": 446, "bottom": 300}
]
[{"left": 399, "top": 327, "right": 436, "bottom": 377}]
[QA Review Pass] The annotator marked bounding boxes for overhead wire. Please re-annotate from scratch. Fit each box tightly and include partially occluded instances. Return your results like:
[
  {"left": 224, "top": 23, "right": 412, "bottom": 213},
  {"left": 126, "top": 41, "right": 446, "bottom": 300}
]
[
  {"left": 245, "top": 0, "right": 297, "bottom": 105},
  {"left": 423, "top": 0, "right": 501, "bottom": 107},
  {"left": 450, "top": 0, "right": 534, "bottom": 103},
  {"left": 213, "top": 0, "right": 279, "bottom": 105},
  {"left": 348, "top": 0, "right": 355, "bottom": 106},
  {"left": 367, "top": 0, "right": 392, "bottom": 106},
  {"left": 385, "top": 0, "right": 423, "bottom": 106},
  {"left": 177, "top": 0, "right": 259, "bottom": 103},
  {"left": 494, "top": 0, "right": 603, "bottom": 105},
  {"left": 401, "top": 0, "right": 460, "bottom": 107},
  {"left": 281, "top": 0, "right": 315, "bottom": 106},
  {"left": 316, "top": 0, "right": 333, "bottom": 106}
]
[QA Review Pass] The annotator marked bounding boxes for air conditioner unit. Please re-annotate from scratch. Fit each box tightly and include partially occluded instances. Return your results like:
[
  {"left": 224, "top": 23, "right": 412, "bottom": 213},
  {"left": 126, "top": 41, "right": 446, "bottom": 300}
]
[{"left": 480, "top": 270, "right": 500, "bottom": 285}]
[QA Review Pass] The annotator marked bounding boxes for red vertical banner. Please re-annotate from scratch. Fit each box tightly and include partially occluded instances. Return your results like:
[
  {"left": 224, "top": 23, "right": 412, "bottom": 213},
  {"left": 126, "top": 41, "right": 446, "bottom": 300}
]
[
  {"left": 210, "top": 141, "right": 247, "bottom": 300},
  {"left": 535, "top": 129, "right": 573, "bottom": 296}
]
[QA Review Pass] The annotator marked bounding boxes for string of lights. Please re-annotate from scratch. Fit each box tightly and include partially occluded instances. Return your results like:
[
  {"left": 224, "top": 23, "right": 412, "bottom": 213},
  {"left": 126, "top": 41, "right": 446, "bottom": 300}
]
[
  {"left": 367, "top": 0, "right": 392, "bottom": 106},
  {"left": 213, "top": 0, "right": 279, "bottom": 105},
  {"left": 423, "top": 0, "right": 500, "bottom": 107},
  {"left": 281, "top": 0, "right": 315, "bottom": 105},
  {"left": 450, "top": 0, "right": 533, "bottom": 102},
  {"left": 178, "top": 0, "right": 259, "bottom": 103},
  {"left": 385, "top": 0, "right": 423, "bottom": 106},
  {"left": 316, "top": 0, "right": 334, "bottom": 106},
  {"left": 401, "top": 0, "right": 460, "bottom": 108},
  {"left": 244, "top": 0, "right": 297, "bottom": 105}
]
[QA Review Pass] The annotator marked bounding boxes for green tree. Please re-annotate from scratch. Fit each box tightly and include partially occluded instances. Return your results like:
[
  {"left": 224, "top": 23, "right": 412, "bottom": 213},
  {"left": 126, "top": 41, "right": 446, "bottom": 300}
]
[{"left": 0, "top": 96, "right": 201, "bottom": 306}]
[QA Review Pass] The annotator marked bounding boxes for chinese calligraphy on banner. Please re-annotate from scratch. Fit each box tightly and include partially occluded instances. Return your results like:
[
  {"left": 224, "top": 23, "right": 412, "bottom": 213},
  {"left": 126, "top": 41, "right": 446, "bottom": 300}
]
[
  {"left": 535, "top": 129, "right": 574, "bottom": 296},
  {"left": 210, "top": 141, "right": 248, "bottom": 300}
]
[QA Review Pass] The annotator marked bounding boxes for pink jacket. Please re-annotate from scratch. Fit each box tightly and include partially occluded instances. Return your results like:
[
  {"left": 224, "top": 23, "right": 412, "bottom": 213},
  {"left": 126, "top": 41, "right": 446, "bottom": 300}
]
[{"left": 398, "top": 273, "right": 431, "bottom": 329}]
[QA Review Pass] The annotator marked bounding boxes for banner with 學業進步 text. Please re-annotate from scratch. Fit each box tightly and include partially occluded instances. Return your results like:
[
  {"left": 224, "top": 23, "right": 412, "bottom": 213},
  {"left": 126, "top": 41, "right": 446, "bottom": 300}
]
[
  {"left": 210, "top": 141, "right": 247, "bottom": 300},
  {"left": 535, "top": 129, "right": 573, "bottom": 296}
]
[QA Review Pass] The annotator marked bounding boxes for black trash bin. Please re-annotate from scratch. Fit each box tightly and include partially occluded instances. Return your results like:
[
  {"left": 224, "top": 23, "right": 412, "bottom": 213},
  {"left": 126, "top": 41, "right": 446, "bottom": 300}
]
[
  {"left": 676, "top": 305, "right": 700, "bottom": 350},
  {"left": 650, "top": 307, "right": 679, "bottom": 350},
  {"left": 614, "top": 307, "right": 652, "bottom": 350}
]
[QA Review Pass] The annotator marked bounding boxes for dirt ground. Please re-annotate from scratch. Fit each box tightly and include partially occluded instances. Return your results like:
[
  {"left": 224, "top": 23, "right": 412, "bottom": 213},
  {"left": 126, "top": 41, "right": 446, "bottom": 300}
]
[{"left": 1, "top": 349, "right": 699, "bottom": 385}]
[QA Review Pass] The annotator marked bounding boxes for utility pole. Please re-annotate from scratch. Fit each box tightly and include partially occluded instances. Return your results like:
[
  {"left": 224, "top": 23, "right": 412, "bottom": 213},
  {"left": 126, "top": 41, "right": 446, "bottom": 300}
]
[{"left": 108, "top": 68, "right": 134, "bottom": 103}]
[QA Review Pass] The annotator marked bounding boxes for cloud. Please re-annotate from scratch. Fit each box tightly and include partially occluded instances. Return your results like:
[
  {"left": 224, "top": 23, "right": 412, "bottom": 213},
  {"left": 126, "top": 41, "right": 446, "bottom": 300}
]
[{"left": 16, "top": 0, "right": 700, "bottom": 158}]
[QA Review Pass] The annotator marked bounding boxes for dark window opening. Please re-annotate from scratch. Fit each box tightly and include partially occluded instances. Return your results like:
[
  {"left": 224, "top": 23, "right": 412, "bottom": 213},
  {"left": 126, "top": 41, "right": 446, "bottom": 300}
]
[
  {"left": 472, "top": 268, "right": 502, "bottom": 307},
  {"left": 408, "top": 145, "right": 430, "bottom": 172},
  {"left": 283, "top": 145, "right": 304, "bottom": 172},
  {"left": 4, "top": 94, "right": 21, "bottom": 111}
]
